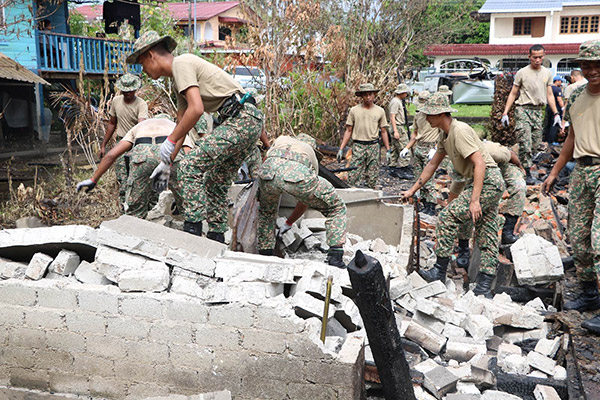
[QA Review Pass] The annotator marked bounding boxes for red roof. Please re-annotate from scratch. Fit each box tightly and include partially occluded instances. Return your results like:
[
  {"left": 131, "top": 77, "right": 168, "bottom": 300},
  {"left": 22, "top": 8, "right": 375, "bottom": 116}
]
[
  {"left": 74, "top": 1, "right": 240, "bottom": 22},
  {"left": 424, "top": 43, "right": 581, "bottom": 56}
]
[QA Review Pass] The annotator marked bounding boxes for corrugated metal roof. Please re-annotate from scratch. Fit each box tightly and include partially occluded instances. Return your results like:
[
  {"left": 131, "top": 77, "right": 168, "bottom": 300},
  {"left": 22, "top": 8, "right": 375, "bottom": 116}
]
[
  {"left": 480, "top": 0, "right": 562, "bottom": 13},
  {"left": 0, "top": 53, "right": 49, "bottom": 85}
]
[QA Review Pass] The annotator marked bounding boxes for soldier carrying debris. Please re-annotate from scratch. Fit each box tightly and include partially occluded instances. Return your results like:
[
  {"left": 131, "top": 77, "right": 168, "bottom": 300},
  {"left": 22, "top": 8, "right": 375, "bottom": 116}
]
[
  {"left": 401, "top": 93, "right": 504, "bottom": 297},
  {"left": 126, "top": 31, "right": 263, "bottom": 243},
  {"left": 402, "top": 90, "right": 440, "bottom": 216},
  {"left": 100, "top": 73, "right": 148, "bottom": 206},
  {"left": 387, "top": 83, "right": 412, "bottom": 178},
  {"left": 337, "top": 83, "right": 390, "bottom": 189},
  {"left": 542, "top": 40, "right": 600, "bottom": 334},
  {"left": 501, "top": 45, "right": 561, "bottom": 185},
  {"left": 257, "top": 134, "right": 347, "bottom": 268}
]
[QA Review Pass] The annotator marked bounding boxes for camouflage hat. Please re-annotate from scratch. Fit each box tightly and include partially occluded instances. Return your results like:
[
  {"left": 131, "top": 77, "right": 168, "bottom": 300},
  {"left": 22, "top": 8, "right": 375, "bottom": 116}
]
[
  {"left": 438, "top": 85, "right": 453, "bottom": 95},
  {"left": 575, "top": 40, "right": 600, "bottom": 61},
  {"left": 355, "top": 83, "right": 380, "bottom": 95},
  {"left": 395, "top": 83, "right": 410, "bottom": 95},
  {"left": 126, "top": 30, "right": 177, "bottom": 64},
  {"left": 417, "top": 90, "right": 431, "bottom": 104},
  {"left": 419, "top": 92, "right": 458, "bottom": 115},
  {"left": 296, "top": 133, "right": 323, "bottom": 161},
  {"left": 115, "top": 73, "right": 142, "bottom": 92},
  {"left": 154, "top": 113, "right": 174, "bottom": 121}
]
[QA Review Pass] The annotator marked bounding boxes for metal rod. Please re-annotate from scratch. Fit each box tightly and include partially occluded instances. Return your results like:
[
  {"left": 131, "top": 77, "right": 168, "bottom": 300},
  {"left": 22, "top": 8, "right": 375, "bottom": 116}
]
[{"left": 320, "top": 275, "right": 333, "bottom": 343}]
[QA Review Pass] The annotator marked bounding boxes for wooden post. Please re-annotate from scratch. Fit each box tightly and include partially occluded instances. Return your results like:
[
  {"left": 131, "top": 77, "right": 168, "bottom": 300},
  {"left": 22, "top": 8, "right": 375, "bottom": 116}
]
[{"left": 347, "top": 250, "right": 416, "bottom": 400}]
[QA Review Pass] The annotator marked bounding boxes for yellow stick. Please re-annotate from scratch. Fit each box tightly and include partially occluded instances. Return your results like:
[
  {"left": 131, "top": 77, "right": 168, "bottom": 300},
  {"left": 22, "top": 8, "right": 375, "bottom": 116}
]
[{"left": 320, "top": 275, "right": 334, "bottom": 343}]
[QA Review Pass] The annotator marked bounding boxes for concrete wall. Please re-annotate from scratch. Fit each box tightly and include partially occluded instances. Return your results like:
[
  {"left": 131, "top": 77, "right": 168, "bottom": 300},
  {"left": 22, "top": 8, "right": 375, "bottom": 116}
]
[{"left": 0, "top": 279, "right": 364, "bottom": 399}]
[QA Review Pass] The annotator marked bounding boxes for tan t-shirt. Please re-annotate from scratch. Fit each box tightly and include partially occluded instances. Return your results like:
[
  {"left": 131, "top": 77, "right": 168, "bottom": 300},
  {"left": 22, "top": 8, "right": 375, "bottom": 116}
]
[
  {"left": 109, "top": 95, "right": 149, "bottom": 138},
  {"left": 267, "top": 135, "right": 319, "bottom": 173},
  {"left": 121, "top": 118, "right": 195, "bottom": 148},
  {"left": 414, "top": 112, "right": 440, "bottom": 143},
  {"left": 437, "top": 120, "right": 497, "bottom": 178},
  {"left": 346, "top": 104, "right": 388, "bottom": 141},
  {"left": 514, "top": 65, "right": 553, "bottom": 106},
  {"left": 564, "top": 86, "right": 600, "bottom": 159},
  {"left": 483, "top": 141, "right": 511, "bottom": 165},
  {"left": 563, "top": 79, "right": 587, "bottom": 100},
  {"left": 388, "top": 97, "right": 405, "bottom": 129},
  {"left": 172, "top": 54, "right": 244, "bottom": 113}
]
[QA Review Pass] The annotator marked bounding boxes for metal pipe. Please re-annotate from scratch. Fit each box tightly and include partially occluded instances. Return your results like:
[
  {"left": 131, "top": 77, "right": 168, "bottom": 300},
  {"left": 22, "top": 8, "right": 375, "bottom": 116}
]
[{"left": 320, "top": 275, "right": 333, "bottom": 343}]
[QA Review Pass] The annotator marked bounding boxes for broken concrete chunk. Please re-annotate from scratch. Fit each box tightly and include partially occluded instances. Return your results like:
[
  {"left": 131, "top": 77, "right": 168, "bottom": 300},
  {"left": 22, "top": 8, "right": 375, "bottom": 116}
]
[
  {"left": 534, "top": 337, "right": 560, "bottom": 359},
  {"left": 497, "top": 343, "right": 522, "bottom": 365},
  {"left": 301, "top": 218, "right": 326, "bottom": 232},
  {"left": 94, "top": 245, "right": 148, "bottom": 282},
  {"left": 456, "top": 382, "right": 481, "bottom": 395},
  {"left": 415, "top": 298, "right": 464, "bottom": 326},
  {"left": 293, "top": 292, "right": 327, "bottom": 320},
  {"left": 442, "top": 323, "right": 466, "bottom": 339},
  {"left": 463, "top": 314, "right": 494, "bottom": 340},
  {"left": 334, "top": 296, "right": 362, "bottom": 332},
  {"left": 527, "top": 351, "right": 556, "bottom": 375},
  {"left": 74, "top": 261, "right": 111, "bottom": 285},
  {"left": 303, "top": 235, "right": 321, "bottom": 251},
  {"left": 533, "top": 385, "right": 561, "bottom": 400},
  {"left": 118, "top": 261, "right": 170, "bottom": 292},
  {"left": 423, "top": 365, "right": 458, "bottom": 399},
  {"left": 396, "top": 293, "right": 417, "bottom": 313},
  {"left": 407, "top": 271, "right": 428, "bottom": 289},
  {"left": 481, "top": 390, "right": 522, "bottom": 400},
  {"left": 369, "top": 238, "right": 389, "bottom": 253},
  {"left": 500, "top": 354, "right": 530, "bottom": 375},
  {"left": 0, "top": 258, "right": 27, "bottom": 279},
  {"left": 511, "top": 234, "right": 564, "bottom": 285},
  {"left": 446, "top": 395, "right": 481, "bottom": 400},
  {"left": 48, "top": 250, "right": 80, "bottom": 276},
  {"left": 25, "top": 252, "right": 53, "bottom": 280},
  {"left": 389, "top": 277, "right": 411, "bottom": 300},
  {"left": 414, "top": 311, "right": 445, "bottom": 335},
  {"left": 528, "top": 370, "right": 548, "bottom": 379},
  {"left": 553, "top": 365, "right": 566, "bottom": 380},
  {"left": 526, "top": 297, "right": 547, "bottom": 312},
  {"left": 404, "top": 321, "right": 447, "bottom": 354},
  {"left": 409, "top": 280, "right": 447, "bottom": 299},
  {"left": 445, "top": 337, "right": 487, "bottom": 362},
  {"left": 414, "top": 358, "right": 439, "bottom": 375}
]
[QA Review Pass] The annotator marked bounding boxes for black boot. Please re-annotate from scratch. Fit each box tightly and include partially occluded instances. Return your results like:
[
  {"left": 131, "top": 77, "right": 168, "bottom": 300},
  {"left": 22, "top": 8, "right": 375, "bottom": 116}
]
[
  {"left": 183, "top": 221, "right": 203, "bottom": 236},
  {"left": 473, "top": 272, "right": 495, "bottom": 298},
  {"left": 525, "top": 169, "right": 536, "bottom": 185},
  {"left": 501, "top": 214, "right": 519, "bottom": 244},
  {"left": 582, "top": 314, "right": 600, "bottom": 334},
  {"left": 206, "top": 231, "right": 225, "bottom": 243},
  {"left": 456, "top": 239, "right": 470, "bottom": 269},
  {"left": 258, "top": 249, "right": 274, "bottom": 256},
  {"left": 421, "top": 201, "right": 436, "bottom": 216},
  {"left": 564, "top": 280, "right": 600, "bottom": 312},
  {"left": 326, "top": 246, "right": 345, "bottom": 268},
  {"left": 419, "top": 257, "right": 449, "bottom": 283}
]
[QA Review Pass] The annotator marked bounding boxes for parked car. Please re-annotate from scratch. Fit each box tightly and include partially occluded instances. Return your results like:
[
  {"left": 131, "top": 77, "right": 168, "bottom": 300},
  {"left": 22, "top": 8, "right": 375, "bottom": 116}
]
[{"left": 229, "top": 66, "right": 266, "bottom": 92}]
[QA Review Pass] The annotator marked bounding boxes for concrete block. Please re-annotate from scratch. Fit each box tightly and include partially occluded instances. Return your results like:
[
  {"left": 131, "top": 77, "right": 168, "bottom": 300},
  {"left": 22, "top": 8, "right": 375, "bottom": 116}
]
[
  {"left": 446, "top": 395, "right": 481, "bottom": 400},
  {"left": 455, "top": 291, "right": 484, "bottom": 314},
  {"left": 463, "top": 314, "right": 494, "bottom": 340},
  {"left": 48, "top": 250, "right": 80, "bottom": 276},
  {"left": 0, "top": 258, "right": 27, "bottom": 279},
  {"left": 497, "top": 343, "right": 522, "bottom": 364},
  {"left": 25, "top": 252, "right": 53, "bottom": 280},
  {"left": 0, "top": 281, "right": 37, "bottom": 306},
  {"left": 526, "top": 297, "right": 546, "bottom": 312},
  {"left": 415, "top": 298, "right": 464, "bottom": 326},
  {"left": 445, "top": 337, "right": 487, "bottom": 362},
  {"left": 456, "top": 381, "right": 481, "bottom": 395},
  {"left": 511, "top": 234, "right": 564, "bottom": 285},
  {"left": 534, "top": 337, "right": 560, "bottom": 358},
  {"left": 208, "top": 303, "right": 254, "bottom": 328},
  {"left": 442, "top": 323, "right": 467, "bottom": 339},
  {"left": 281, "top": 229, "right": 296, "bottom": 247},
  {"left": 303, "top": 235, "right": 321, "bottom": 250},
  {"left": 302, "top": 218, "right": 326, "bottom": 232},
  {"left": 482, "top": 299, "right": 544, "bottom": 330},
  {"left": 118, "top": 261, "right": 170, "bottom": 292},
  {"left": 409, "top": 280, "right": 447, "bottom": 299},
  {"left": 214, "top": 251, "right": 296, "bottom": 284},
  {"left": 533, "top": 385, "right": 561, "bottom": 400},
  {"left": 74, "top": 261, "right": 111, "bottom": 285},
  {"left": 500, "top": 354, "right": 530, "bottom": 375},
  {"left": 78, "top": 287, "right": 120, "bottom": 314},
  {"left": 553, "top": 365, "right": 567, "bottom": 380},
  {"left": 423, "top": 365, "right": 458, "bottom": 399},
  {"left": 414, "top": 358, "right": 439, "bottom": 374},
  {"left": 98, "top": 215, "right": 225, "bottom": 276},
  {"left": 528, "top": 370, "right": 548, "bottom": 379},
  {"left": 404, "top": 321, "right": 447, "bottom": 354},
  {"left": 481, "top": 391, "right": 522, "bottom": 400},
  {"left": 389, "top": 277, "right": 411, "bottom": 300},
  {"left": 293, "top": 292, "right": 327, "bottom": 320},
  {"left": 396, "top": 293, "right": 417, "bottom": 313},
  {"left": 413, "top": 385, "right": 438, "bottom": 400},
  {"left": 414, "top": 311, "right": 445, "bottom": 334},
  {"left": 120, "top": 295, "right": 163, "bottom": 319},
  {"left": 94, "top": 245, "right": 148, "bottom": 282},
  {"left": 370, "top": 238, "right": 389, "bottom": 253},
  {"left": 527, "top": 351, "right": 556, "bottom": 375}
]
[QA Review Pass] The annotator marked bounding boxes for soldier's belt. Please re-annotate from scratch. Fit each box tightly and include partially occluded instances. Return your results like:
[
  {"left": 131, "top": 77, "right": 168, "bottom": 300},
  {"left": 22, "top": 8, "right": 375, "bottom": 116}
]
[
  {"left": 416, "top": 141, "right": 436, "bottom": 147},
  {"left": 134, "top": 136, "right": 168, "bottom": 146},
  {"left": 268, "top": 148, "right": 312, "bottom": 168},
  {"left": 353, "top": 139, "right": 379, "bottom": 145},
  {"left": 576, "top": 156, "right": 600, "bottom": 166},
  {"left": 517, "top": 104, "right": 544, "bottom": 110}
]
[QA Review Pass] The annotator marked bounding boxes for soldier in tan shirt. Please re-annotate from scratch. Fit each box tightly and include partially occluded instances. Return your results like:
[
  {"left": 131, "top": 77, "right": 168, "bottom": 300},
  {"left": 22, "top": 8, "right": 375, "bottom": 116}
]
[
  {"left": 337, "top": 83, "right": 390, "bottom": 189},
  {"left": 387, "top": 83, "right": 411, "bottom": 174},
  {"left": 100, "top": 73, "right": 148, "bottom": 207}
]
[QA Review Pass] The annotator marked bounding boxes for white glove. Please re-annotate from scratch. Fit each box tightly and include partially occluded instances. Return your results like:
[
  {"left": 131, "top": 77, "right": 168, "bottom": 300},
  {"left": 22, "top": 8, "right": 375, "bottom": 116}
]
[
  {"left": 427, "top": 148, "right": 436, "bottom": 161},
  {"left": 160, "top": 138, "right": 176, "bottom": 164},
  {"left": 400, "top": 148, "right": 410, "bottom": 158},
  {"left": 553, "top": 114, "right": 562, "bottom": 126},
  {"left": 150, "top": 162, "right": 171, "bottom": 192},
  {"left": 76, "top": 178, "right": 96, "bottom": 192},
  {"left": 336, "top": 149, "right": 344, "bottom": 163},
  {"left": 278, "top": 222, "right": 292, "bottom": 237},
  {"left": 501, "top": 114, "right": 510, "bottom": 127},
  {"left": 386, "top": 150, "right": 393, "bottom": 165}
]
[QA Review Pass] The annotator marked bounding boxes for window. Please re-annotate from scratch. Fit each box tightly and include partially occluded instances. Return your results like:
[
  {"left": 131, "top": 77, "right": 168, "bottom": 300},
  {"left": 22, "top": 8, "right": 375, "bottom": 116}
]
[
  {"left": 560, "top": 15, "right": 600, "bottom": 34},
  {"left": 514, "top": 18, "right": 532, "bottom": 35}
]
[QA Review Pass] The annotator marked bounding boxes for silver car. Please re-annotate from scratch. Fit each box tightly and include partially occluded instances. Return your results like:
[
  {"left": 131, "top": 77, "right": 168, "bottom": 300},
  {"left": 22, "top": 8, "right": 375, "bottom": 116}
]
[{"left": 230, "top": 66, "right": 266, "bottom": 91}]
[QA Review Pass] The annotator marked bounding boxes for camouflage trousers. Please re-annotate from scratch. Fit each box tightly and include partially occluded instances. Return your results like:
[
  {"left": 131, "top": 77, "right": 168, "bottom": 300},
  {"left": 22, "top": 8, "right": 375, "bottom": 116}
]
[
  {"left": 388, "top": 127, "right": 410, "bottom": 168},
  {"left": 568, "top": 163, "right": 600, "bottom": 282},
  {"left": 349, "top": 142, "right": 380, "bottom": 189},
  {"left": 436, "top": 167, "right": 504, "bottom": 275},
  {"left": 258, "top": 154, "right": 347, "bottom": 251},
  {"left": 244, "top": 146, "right": 263, "bottom": 179},
  {"left": 413, "top": 141, "right": 438, "bottom": 204},
  {"left": 515, "top": 105, "right": 545, "bottom": 169},
  {"left": 124, "top": 144, "right": 202, "bottom": 221},
  {"left": 457, "top": 163, "right": 525, "bottom": 240},
  {"left": 114, "top": 152, "right": 130, "bottom": 207},
  {"left": 181, "top": 104, "right": 263, "bottom": 233}
]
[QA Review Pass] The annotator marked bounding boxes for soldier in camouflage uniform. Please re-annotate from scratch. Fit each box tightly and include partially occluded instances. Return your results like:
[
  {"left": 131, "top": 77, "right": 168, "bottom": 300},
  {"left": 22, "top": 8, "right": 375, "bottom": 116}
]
[
  {"left": 337, "top": 83, "right": 390, "bottom": 189},
  {"left": 387, "top": 84, "right": 411, "bottom": 175},
  {"left": 258, "top": 134, "right": 347, "bottom": 267},
  {"left": 543, "top": 40, "right": 600, "bottom": 334},
  {"left": 403, "top": 90, "right": 440, "bottom": 215},
  {"left": 76, "top": 118, "right": 202, "bottom": 225},
  {"left": 501, "top": 45, "right": 561, "bottom": 184},
  {"left": 243, "top": 129, "right": 271, "bottom": 179},
  {"left": 127, "top": 31, "right": 263, "bottom": 243},
  {"left": 402, "top": 93, "right": 504, "bottom": 297}
]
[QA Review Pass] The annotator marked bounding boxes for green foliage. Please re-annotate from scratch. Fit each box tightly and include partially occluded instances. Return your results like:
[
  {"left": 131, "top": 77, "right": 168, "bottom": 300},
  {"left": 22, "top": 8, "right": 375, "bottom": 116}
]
[{"left": 67, "top": 9, "right": 104, "bottom": 37}]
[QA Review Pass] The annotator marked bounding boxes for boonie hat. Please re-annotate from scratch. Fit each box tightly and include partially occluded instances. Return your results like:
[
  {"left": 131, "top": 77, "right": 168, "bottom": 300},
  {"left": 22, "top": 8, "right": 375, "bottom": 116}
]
[
  {"left": 115, "top": 73, "right": 142, "bottom": 92},
  {"left": 355, "top": 83, "right": 380, "bottom": 96},
  {"left": 395, "top": 83, "right": 409, "bottom": 95},
  {"left": 575, "top": 40, "right": 600, "bottom": 61},
  {"left": 553, "top": 75, "right": 563, "bottom": 82},
  {"left": 438, "top": 85, "right": 453, "bottom": 95},
  {"left": 417, "top": 90, "right": 431, "bottom": 104},
  {"left": 127, "top": 30, "right": 177, "bottom": 64},
  {"left": 419, "top": 92, "right": 458, "bottom": 115}
]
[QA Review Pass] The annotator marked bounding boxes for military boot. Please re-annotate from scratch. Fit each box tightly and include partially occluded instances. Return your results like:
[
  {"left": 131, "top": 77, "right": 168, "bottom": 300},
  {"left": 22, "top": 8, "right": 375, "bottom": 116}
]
[
  {"left": 456, "top": 239, "right": 470, "bottom": 269},
  {"left": 473, "top": 272, "right": 495, "bottom": 298},
  {"left": 525, "top": 169, "right": 536, "bottom": 186},
  {"left": 419, "top": 257, "right": 449, "bottom": 283},
  {"left": 421, "top": 201, "right": 436, "bottom": 216},
  {"left": 206, "top": 231, "right": 225, "bottom": 243},
  {"left": 582, "top": 314, "right": 600, "bottom": 334},
  {"left": 501, "top": 215, "right": 519, "bottom": 244},
  {"left": 183, "top": 221, "right": 203, "bottom": 237},
  {"left": 326, "top": 246, "right": 345, "bottom": 268},
  {"left": 564, "top": 280, "right": 600, "bottom": 312},
  {"left": 258, "top": 249, "right": 274, "bottom": 256}
]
